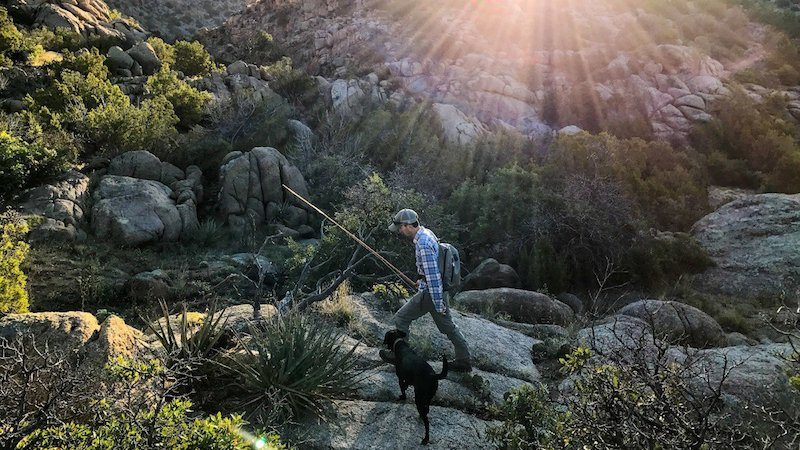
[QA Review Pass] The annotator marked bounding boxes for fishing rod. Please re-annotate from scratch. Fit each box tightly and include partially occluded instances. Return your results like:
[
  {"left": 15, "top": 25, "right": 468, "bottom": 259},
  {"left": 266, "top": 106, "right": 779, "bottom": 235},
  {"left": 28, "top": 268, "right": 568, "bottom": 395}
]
[{"left": 282, "top": 184, "right": 417, "bottom": 289}]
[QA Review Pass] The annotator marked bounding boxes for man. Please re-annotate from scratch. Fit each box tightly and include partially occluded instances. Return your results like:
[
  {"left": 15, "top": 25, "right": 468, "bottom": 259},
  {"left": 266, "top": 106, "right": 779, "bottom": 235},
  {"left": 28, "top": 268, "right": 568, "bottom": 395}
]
[{"left": 381, "top": 208, "right": 472, "bottom": 372}]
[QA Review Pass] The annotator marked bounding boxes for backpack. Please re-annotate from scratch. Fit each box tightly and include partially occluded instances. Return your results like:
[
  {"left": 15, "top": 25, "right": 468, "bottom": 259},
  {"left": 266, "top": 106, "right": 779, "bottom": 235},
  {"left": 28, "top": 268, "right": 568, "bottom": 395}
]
[{"left": 437, "top": 242, "right": 462, "bottom": 292}]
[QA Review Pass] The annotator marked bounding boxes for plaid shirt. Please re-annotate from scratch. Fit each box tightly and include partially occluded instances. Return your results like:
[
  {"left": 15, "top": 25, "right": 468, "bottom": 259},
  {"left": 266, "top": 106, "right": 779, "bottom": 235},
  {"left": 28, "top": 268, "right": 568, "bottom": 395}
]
[{"left": 414, "top": 226, "right": 445, "bottom": 313}]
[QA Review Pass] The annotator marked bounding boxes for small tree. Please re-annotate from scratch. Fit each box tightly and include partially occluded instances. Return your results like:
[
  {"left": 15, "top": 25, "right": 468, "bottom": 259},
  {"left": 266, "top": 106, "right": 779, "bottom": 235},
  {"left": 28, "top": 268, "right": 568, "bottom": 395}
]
[
  {"left": 0, "top": 214, "right": 29, "bottom": 313},
  {"left": 172, "top": 40, "right": 214, "bottom": 77},
  {"left": 146, "top": 67, "right": 212, "bottom": 127}
]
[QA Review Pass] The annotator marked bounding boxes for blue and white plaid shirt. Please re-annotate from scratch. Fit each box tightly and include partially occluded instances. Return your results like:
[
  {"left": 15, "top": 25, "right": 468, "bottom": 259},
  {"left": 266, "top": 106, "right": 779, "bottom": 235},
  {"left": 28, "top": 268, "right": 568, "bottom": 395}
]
[{"left": 414, "top": 226, "right": 445, "bottom": 313}]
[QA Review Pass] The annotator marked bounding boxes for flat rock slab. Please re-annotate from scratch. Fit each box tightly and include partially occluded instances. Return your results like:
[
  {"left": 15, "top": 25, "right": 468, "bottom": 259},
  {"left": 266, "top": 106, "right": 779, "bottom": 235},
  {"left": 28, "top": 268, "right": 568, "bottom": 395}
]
[
  {"left": 350, "top": 294, "right": 541, "bottom": 382},
  {"left": 355, "top": 364, "right": 532, "bottom": 412},
  {"left": 289, "top": 400, "right": 498, "bottom": 449}
]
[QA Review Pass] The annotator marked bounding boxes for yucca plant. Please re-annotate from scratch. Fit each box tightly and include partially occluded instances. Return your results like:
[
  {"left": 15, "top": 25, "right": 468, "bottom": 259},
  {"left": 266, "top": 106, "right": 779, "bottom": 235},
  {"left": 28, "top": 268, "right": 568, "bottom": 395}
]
[
  {"left": 144, "top": 300, "right": 228, "bottom": 372},
  {"left": 227, "top": 313, "right": 362, "bottom": 421}
]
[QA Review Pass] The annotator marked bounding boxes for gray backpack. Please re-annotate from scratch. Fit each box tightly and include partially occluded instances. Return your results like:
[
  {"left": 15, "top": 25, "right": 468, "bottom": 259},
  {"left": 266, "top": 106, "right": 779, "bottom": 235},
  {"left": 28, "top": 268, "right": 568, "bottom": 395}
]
[{"left": 437, "top": 242, "right": 461, "bottom": 292}]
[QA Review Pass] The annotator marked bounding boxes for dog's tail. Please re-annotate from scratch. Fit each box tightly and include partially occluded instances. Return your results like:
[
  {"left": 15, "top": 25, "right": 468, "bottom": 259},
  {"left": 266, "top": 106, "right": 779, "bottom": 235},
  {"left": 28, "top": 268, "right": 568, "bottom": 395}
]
[{"left": 438, "top": 355, "right": 449, "bottom": 380}]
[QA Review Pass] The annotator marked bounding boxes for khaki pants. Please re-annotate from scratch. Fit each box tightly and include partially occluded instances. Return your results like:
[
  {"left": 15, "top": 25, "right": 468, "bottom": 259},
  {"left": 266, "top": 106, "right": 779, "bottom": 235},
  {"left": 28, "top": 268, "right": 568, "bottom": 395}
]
[{"left": 391, "top": 290, "right": 471, "bottom": 361}]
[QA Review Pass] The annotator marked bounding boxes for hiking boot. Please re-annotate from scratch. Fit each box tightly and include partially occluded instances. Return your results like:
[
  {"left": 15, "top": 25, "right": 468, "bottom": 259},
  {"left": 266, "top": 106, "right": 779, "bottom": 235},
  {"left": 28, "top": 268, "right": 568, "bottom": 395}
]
[
  {"left": 379, "top": 349, "right": 397, "bottom": 364},
  {"left": 450, "top": 358, "right": 472, "bottom": 373}
]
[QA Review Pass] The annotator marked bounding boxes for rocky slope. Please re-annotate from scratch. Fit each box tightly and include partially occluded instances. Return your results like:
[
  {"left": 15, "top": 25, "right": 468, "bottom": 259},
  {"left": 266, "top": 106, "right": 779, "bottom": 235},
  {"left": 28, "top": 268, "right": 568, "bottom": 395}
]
[
  {"left": 103, "top": 0, "right": 258, "bottom": 41},
  {"left": 192, "top": 0, "right": 800, "bottom": 142}
]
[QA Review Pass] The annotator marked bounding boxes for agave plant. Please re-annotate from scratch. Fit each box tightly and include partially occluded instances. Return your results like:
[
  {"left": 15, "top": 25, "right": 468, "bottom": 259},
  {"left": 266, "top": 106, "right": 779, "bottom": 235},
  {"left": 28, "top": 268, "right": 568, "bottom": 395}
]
[
  {"left": 144, "top": 299, "right": 228, "bottom": 371},
  {"left": 227, "top": 313, "right": 362, "bottom": 421}
]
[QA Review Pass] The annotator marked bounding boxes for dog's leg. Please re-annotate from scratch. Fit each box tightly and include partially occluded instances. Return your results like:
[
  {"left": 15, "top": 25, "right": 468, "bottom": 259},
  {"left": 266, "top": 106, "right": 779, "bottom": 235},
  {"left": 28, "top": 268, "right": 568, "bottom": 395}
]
[
  {"left": 397, "top": 377, "right": 408, "bottom": 401},
  {"left": 416, "top": 398, "right": 431, "bottom": 445}
]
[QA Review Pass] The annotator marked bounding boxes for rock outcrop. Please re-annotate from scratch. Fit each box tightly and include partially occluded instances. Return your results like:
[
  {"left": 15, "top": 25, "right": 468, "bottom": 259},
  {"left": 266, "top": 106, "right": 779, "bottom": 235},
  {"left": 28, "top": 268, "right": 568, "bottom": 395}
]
[
  {"left": 691, "top": 193, "right": 800, "bottom": 300},
  {"left": 217, "top": 147, "right": 312, "bottom": 234},
  {"left": 91, "top": 152, "right": 202, "bottom": 246},
  {"left": 91, "top": 175, "right": 185, "bottom": 245},
  {"left": 0, "top": 312, "right": 143, "bottom": 369},
  {"left": 454, "top": 288, "right": 575, "bottom": 327},
  {"left": 105, "top": 0, "right": 257, "bottom": 40},
  {"left": 7, "top": 0, "right": 147, "bottom": 46},
  {"left": 198, "top": 0, "right": 778, "bottom": 143}
]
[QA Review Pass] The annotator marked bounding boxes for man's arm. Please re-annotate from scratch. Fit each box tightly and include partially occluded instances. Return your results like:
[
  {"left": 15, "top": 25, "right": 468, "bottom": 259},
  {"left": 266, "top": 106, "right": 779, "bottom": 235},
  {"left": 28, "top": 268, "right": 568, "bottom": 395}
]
[{"left": 419, "top": 243, "right": 445, "bottom": 313}]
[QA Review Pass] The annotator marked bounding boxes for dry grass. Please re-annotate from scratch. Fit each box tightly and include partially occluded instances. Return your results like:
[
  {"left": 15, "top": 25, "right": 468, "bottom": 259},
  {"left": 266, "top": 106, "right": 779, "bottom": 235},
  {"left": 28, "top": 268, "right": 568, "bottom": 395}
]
[{"left": 316, "top": 280, "right": 356, "bottom": 327}]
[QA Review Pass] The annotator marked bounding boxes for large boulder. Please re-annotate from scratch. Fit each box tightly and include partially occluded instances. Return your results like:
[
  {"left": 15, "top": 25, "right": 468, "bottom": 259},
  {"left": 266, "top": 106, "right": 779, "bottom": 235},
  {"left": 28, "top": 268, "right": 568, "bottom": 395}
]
[
  {"left": 91, "top": 175, "right": 185, "bottom": 245},
  {"left": 576, "top": 315, "right": 657, "bottom": 357},
  {"left": 18, "top": 170, "right": 89, "bottom": 242},
  {"left": 84, "top": 315, "right": 144, "bottom": 366},
  {"left": 432, "top": 103, "right": 486, "bottom": 146},
  {"left": 668, "top": 344, "right": 794, "bottom": 407},
  {"left": 126, "top": 42, "right": 161, "bottom": 75},
  {"left": 217, "top": 147, "right": 311, "bottom": 232},
  {"left": 691, "top": 194, "right": 800, "bottom": 300},
  {"left": 106, "top": 45, "right": 134, "bottom": 74},
  {"left": 461, "top": 258, "right": 520, "bottom": 291},
  {"left": 618, "top": 300, "right": 725, "bottom": 348},
  {"left": 454, "top": 288, "right": 574, "bottom": 326},
  {"left": 288, "top": 399, "right": 498, "bottom": 449}
]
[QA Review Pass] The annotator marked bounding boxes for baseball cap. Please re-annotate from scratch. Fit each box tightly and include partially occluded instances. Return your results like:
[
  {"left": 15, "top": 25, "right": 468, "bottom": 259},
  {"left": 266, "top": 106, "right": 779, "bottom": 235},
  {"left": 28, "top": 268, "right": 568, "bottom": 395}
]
[{"left": 388, "top": 208, "right": 419, "bottom": 232}]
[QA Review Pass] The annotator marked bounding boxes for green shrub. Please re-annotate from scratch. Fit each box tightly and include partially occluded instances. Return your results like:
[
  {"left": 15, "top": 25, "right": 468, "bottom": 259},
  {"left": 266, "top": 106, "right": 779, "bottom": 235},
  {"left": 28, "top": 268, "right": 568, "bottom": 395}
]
[
  {"left": 0, "top": 7, "right": 23, "bottom": 56},
  {"left": 490, "top": 345, "right": 753, "bottom": 449},
  {"left": 0, "top": 130, "right": 60, "bottom": 202},
  {"left": 0, "top": 215, "right": 29, "bottom": 314},
  {"left": 17, "top": 399, "right": 256, "bottom": 450},
  {"left": 371, "top": 282, "right": 410, "bottom": 311},
  {"left": 204, "top": 87, "right": 291, "bottom": 155},
  {"left": 148, "top": 36, "right": 176, "bottom": 68},
  {"left": 146, "top": 67, "right": 212, "bottom": 127},
  {"left": 172, "top": 40, "right": 214, "bottom": 77},
  {"left": 449, "top": 164, "right": 541, "bottom": 248},
  {"left": 0, "top": 7, "right": 40, "bottom": 66},
  {"left": 487, "top": 384, "right": 564, "bottom": 449},
  {"left": 548, "top": 132, "right": 708, "bottom": 230},
  {"left": 226, "top": 314, "right": 361, "bottom": 421},
  {"left": 18, "top": 389, "right": 284, "bottom": 450},
  {"left": 691, "top": 86, "right": 800, "bottom": 193},
  {"left": 86, "top": 95, "right": 179, "bottom": 154},
  {"left": 56, "top": 48, "right": 109, "bottom": 79},
  {"left": 28, "top": 69, "right": 125, "bottom": 122},
  {"left": 715, "top": 308, "right": 752, "bottom": 334},
  {"left": 626, "top": 232, "right": 715, "bottom": 288},
  {"left": 261, "top": 56, "right": 318, "bottom": 106}
]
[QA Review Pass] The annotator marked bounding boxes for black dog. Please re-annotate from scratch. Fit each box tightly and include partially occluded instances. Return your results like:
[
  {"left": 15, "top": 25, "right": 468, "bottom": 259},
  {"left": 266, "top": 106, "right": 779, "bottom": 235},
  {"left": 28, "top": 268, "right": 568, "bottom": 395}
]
[{"left": 382, "top": 329, "right": 448, "bottom": 446}]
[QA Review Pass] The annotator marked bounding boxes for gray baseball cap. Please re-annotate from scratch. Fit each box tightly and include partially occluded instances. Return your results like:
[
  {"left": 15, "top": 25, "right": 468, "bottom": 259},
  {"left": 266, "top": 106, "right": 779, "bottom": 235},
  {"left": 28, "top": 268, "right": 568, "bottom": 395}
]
[{"left": 388, "top": 208, "right": 419, "bottom": 232}]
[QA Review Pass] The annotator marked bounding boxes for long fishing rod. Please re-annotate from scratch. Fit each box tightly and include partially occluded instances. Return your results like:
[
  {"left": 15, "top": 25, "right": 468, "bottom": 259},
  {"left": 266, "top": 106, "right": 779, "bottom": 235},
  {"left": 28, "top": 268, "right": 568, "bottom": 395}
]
[{"left": 282, "top": 184, "right": 416, "bottom": 289}]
